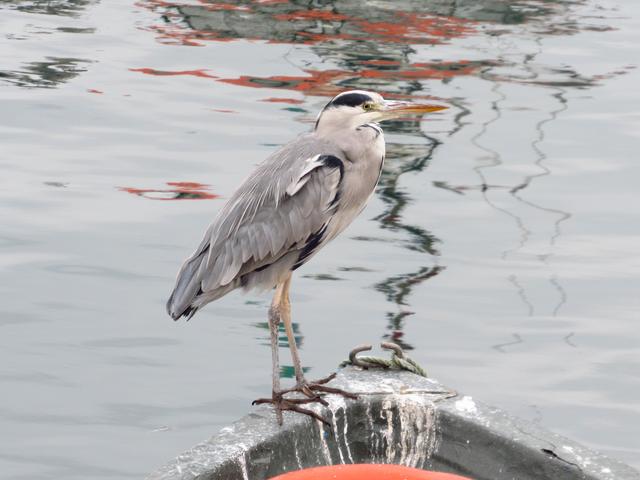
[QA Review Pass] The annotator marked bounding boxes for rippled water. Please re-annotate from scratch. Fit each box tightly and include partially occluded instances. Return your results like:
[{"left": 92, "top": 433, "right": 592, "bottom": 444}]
[{"left": 1, "top": 0, "right": 639, "bottom": 478}]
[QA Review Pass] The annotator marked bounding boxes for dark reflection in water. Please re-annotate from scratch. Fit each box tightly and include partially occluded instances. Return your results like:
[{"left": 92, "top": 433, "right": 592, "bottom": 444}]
[
  {"left": 372, "top": 129, "right": 445, "bottom": 350},
  {"left": 1, "top": 0, "right": 95, "bottom": 17},
  {"left": 57, "top": 26, "right": 96, "bottom": 34},
  {"left": 492, "top": 333, "right": 523, "bottom": 353},
  {"left": 377, "top": 139, "right": 441, "bottom": 256},
  {"left": 0, "top": 1, "right": 96, "bottom": 89},
  {"left": 302, "top": 273, "right": 343, "bottom": 281},
  {"left": 133, "top": 0, "right": 630, "bottom": 352},
  {"left": 138, "top": 0, "right": 584, "bottom": 50},
  {"left": 0, "top": 57, "right": 91, "bottom": 89},
  {"left": 464, "top": 48, "right": 575, "bottom": 319},
  {"left": 140, "top": 0, "right": 476, "bottom": 48},
  {"left": 376, "top": 266, "right": 444, "bottom": 351}
]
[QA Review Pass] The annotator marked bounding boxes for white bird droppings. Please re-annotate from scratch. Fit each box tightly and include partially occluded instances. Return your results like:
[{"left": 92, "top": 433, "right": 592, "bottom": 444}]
[{"left": 455, "top": 396, "right": 478, "bottom": 415}]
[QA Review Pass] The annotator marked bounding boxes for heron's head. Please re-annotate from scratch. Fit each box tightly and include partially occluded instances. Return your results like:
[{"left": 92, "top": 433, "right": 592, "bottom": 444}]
[{"left": 315, "top": 90, "right": 447, "bottom": 134}]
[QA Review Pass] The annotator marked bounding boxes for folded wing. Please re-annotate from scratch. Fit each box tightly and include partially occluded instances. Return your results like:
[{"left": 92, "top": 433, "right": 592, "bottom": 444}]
[{"left": 167, "top": 151, "right": 344, "bottom": 320}]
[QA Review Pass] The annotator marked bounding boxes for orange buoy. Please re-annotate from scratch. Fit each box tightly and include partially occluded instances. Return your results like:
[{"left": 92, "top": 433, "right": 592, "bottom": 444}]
[{"left": 269, "top": 464, "right": 472, "bottom": 480}]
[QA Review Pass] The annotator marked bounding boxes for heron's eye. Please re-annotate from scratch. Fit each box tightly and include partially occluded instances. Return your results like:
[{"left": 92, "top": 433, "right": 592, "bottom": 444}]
[{"left": 362, "top": 102, "right": 374, "bottom": 111}]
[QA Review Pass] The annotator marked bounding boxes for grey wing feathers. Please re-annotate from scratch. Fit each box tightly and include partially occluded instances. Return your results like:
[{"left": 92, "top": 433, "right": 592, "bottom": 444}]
[{"left": 167, "top": 135, "right": 344, "bottom": 320}]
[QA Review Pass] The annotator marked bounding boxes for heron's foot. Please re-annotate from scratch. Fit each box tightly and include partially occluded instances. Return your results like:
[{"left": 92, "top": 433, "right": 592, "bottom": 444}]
[
  {"left": 283, "top": 372, "right": 359, "bottom": 402},
  {"left": 252, "top": 374, "right": 357, "bottom": 426},
  {"left": 252, "top": 392, "right": 330, "bottom": 426}
]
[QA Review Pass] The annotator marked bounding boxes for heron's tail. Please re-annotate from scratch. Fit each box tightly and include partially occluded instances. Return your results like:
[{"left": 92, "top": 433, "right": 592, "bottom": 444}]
[
  {"left": 167, "top": 247, "right": 205, "bottom": 320},
  {"left": 167, "top": 283, "right": 235, "bottom": 321},
  {"left": 166, "top": 246, "right": 237, "bottom": 321}
]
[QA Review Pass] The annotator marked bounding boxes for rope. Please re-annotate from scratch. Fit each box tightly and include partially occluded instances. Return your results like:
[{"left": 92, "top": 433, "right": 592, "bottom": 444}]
[{"left": 341, "top": 342, "right": 428, "bottom": 377}]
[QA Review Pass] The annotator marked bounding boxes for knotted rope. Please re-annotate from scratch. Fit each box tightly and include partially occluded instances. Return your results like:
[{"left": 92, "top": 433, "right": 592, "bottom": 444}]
[{"left": 341, "top": 342, "right": 427, "bottom": 377}]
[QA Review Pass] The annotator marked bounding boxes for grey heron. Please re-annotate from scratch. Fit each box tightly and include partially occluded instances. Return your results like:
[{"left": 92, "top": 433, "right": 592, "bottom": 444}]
[{"left": 167, "top": 90, "right": 447, "bottom": 424}]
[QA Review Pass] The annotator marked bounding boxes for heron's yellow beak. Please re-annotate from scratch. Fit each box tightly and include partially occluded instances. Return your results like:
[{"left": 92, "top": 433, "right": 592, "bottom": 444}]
[{"left": 378, "top": 101, "right": 448, "bottom": 120}]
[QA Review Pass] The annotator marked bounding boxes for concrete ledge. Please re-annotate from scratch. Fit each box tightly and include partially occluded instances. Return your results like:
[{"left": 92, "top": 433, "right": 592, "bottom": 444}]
[{"left": 146, "top": 368, "right": 640, "bottom": 480}]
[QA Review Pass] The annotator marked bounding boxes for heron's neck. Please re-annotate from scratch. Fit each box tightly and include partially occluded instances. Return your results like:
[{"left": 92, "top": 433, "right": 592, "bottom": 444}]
[{"left": 315, "top": 121, "right": 384, "bottom": 164}]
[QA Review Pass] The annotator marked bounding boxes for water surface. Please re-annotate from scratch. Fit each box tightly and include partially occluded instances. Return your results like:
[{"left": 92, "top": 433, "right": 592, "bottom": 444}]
[{"left": 1, "top": 0, "right": 639, "bottom": 478}]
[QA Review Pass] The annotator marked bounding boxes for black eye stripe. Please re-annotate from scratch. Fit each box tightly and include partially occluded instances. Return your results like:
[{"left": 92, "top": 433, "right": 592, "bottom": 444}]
[{"left": 330, "top": 92, "right": 373, "bottom": 108}]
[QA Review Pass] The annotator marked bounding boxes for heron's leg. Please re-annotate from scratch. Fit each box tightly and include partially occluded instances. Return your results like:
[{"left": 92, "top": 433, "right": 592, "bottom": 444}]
[
  {"left": 267, "top": 281, "right": 285, "bottom": 425},
  {"left": 280, "top": 273, "right": 306, "bottom": 385},
  {"left": 253, "top": 279, "right": 330, "bottom": 426},
  {"left": 280, "top": 273, "right": 358, "bottom": 402}
]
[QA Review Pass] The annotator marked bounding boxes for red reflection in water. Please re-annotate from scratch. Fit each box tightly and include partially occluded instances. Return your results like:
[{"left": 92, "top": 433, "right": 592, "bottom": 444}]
[
  {"left": 132, "top": 60, "right": 485, "bottom": 100},
  {"left": 261, "top": 97, "right": 304, "bottom": 104},
  {"left": 120, "top": 182, "right": 220, "bottom": 200},
  {"left": 361, "top": 61, "right": 483, "bottom": 80},
  {"left": 218, "top": 70, "right": 346, "bottom": 97},
  {"left": 129, "top": 67, "right": 218, "bottom": 79},
  {"left": 356, "top": 13, "right": 474, "bottom": 44},
  {"left": 133, "top": 2, "right": 484, "bottom": 104},
  {"left": 227, "top": 60, "right": 487, "bottom": 97}
]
